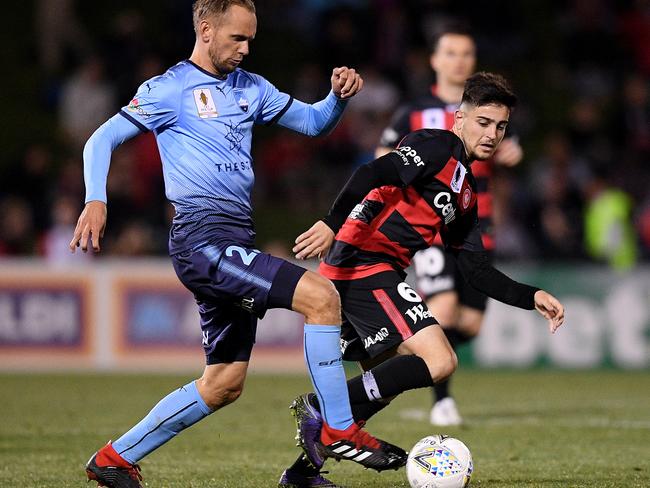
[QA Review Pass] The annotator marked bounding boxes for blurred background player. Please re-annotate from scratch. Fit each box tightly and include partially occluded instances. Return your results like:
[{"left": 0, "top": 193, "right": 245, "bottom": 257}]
[{"left": 375, "top": 25, "right": 524, "bottom": 426}]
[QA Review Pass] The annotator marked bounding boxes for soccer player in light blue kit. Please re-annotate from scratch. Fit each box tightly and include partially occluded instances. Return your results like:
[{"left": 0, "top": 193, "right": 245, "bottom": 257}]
[{"left": 70, "top": 1, "right": 405, "bottom": 487}]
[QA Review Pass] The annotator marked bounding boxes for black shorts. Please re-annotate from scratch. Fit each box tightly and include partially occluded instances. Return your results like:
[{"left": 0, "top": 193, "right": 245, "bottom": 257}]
[
  {"left": 412, "top": 245, "right": 489, "bottom": 311},
  {"left": 172, "top": 240, "right": 306, "bottom": 365},
  {"left": 333, "top": 271, "right": 439, "bottom": 361}
]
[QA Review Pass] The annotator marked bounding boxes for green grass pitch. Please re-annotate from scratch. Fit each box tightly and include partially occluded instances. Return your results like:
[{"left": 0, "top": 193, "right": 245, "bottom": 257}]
[{"left": 1, "top": 370, "right": 649, "bottom": 487}]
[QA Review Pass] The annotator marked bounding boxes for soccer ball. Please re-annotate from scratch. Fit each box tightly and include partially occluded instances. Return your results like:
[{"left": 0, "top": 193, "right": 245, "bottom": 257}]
[{"left": 406, "top": 435, "right": 473, "bottom": 488}]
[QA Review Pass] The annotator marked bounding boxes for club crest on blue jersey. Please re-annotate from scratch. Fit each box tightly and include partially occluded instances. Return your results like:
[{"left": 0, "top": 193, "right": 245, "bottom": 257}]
[
  {"left": 193, "top": 88, "right": 219, "bottom": 118},
  {"left": 233, "top": 88, "right": 249, "bottom": 113}
]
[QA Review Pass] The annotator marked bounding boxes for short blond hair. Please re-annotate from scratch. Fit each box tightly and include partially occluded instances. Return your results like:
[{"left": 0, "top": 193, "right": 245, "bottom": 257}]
[{"left": 192, "top": 0, "right": 256, "bottom": 31}]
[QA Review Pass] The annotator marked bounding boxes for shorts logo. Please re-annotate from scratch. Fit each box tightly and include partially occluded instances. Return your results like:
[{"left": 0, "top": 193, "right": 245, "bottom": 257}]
[
  {"left": 433, "top": 192, "right": 456, "bottom": 224},
  {"left": 405, "top": 304, "right": 433, "bottom": 324},
  {"left": 202, "top": 331, "right": 210, "bottom": 345},
  {"left": 364, "top": 327, "right": 389, "bottom": 349},
  {"left": 462, "top": 187, "right": 472, "bottom": 209},
  {"left": 193, "top": 88, "right": 219, "bottom": 118},
  {"left": 240, "top": 297, "right": 255, "bottom": 312}
]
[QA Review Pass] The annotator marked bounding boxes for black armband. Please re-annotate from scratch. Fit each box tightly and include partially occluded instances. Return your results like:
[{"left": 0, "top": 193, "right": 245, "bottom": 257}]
[
  {"left": 323, "top": 154, "right": 402, "bottom": 233},
  {"left": 455, "top": 250, "right": 539, "bottom": 310}
]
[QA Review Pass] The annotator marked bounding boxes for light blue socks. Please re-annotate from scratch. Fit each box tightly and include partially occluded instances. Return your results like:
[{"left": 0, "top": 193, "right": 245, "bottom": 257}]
[
  {"left": 112, "top": 380, "right": 212, "bottom": 463},
  {"left": 303, "top": 324, "right": 354, "bottom": 430}
]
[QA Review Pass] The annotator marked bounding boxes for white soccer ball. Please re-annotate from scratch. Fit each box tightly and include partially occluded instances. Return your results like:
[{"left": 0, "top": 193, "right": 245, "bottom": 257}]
[{"left": 406, "top": 435, "right": 473, "bottom": 488}]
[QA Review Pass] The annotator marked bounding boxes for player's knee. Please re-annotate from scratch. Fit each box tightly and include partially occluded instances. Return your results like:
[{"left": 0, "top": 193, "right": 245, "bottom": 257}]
[
  {"left": 428, "top": 348, "right": 457, "bottom": 383},
  {"left": 304, "top": 276, "right": 341, "bottom": 323},
  {"left": 199, "top": 378, "right": 245, "bottom": 410}
]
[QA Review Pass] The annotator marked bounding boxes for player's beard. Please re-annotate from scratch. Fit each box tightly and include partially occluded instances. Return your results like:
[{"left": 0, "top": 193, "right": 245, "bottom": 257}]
[{"left": 208, "top": 45, "right": 235, "bottom": 77}]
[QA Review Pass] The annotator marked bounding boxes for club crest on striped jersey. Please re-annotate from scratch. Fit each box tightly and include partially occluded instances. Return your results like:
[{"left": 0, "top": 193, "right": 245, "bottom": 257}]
[
  {"left": 450, "top": 161, "right": 466, "bottom": 193},
  {"left": 193, "top": 88, "right": 218, "bottom": 118},
  {"left": 462, "top": 187, "right": 472, "bottom": 209}
]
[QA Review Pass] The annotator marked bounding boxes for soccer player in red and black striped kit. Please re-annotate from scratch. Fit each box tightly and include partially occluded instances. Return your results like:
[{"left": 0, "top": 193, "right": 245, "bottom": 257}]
[
  {"left": 376, "top": 27, "right": 524, "bottom": 426},
  {"left": 278, "top": 72, "right": 564, "bottom": 487}
]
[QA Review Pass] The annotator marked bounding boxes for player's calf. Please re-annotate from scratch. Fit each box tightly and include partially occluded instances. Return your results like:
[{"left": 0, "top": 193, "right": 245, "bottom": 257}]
[{"left": 399, "top": 325, "right": 457, "bottom": 383}]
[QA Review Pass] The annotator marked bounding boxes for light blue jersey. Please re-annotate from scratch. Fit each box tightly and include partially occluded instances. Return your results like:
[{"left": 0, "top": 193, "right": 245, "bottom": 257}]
[{"left": 84, "top": 60, "right": 347, "bottom": 254}]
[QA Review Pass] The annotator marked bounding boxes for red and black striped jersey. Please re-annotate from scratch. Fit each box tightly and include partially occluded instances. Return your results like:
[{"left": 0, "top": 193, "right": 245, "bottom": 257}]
[
  {"left": 321, "top": 129, "right": 484, "bottom": 281},
  {"left": 379, "top": 86, "right": 495, "bottom": 250}
]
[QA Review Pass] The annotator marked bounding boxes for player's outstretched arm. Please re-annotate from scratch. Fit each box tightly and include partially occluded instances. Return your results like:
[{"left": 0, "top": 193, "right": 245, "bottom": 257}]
[
  {"left": 454, "top": 248, "right": 565, "bottom": 334},
  {"left": 69, "top": 113, "right": 141, "bottom": 253},
  {"left": 293, "top": 220, "right": 334, "bottom": 260},
  {"left": 276, "top": 67, "right": 363, "bottom": 137},
  {"left": 533, "top": 290, "right": 565, "bottom": 333}
]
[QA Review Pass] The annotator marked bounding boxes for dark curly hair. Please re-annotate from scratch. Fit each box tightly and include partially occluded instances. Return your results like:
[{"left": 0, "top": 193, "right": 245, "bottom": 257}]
[{"left": 461, "top": 72, "right": 517, "bottom": 109}]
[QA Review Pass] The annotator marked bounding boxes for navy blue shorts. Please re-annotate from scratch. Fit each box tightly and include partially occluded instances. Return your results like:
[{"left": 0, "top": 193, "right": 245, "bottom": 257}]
[{"left": 172, "top": 240, "right": 306, "bottom": 365}]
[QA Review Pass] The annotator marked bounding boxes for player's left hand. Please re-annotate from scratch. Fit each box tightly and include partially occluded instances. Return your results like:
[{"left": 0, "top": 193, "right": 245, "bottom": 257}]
[
  {"left": 293, "top": 220, "right": 335, "bottom": 260},
  {"left": 493, "top": 137, "right": 523, "bottom": 167},
  {"left": 331, "top": 67, "right": 363, "bottom": 99},
  {"left": 533, "top": 290, "right": 565, "bottom": 334}
]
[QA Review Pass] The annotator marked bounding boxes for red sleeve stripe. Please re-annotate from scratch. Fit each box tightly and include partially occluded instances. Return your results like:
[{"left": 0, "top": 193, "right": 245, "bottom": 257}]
[
  {"left": 434, "top": 157, "right": 459, "bottom": 187},
  {"left": 471, "top": 160, "right": 493, "bottom": 178},
  {"left": 372, "top": 289, "right": 413, "bottom": 341},
  {"left": 477, "top": 193, "right": 493, "bottom": 217}
]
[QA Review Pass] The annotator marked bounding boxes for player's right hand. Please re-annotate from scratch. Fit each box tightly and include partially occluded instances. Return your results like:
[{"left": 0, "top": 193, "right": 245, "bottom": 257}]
[
  {"left": 331, "top": 67, "right": 363, "bottom": 99},
  {"left": 69, "top": 200, "right": 107, "bottom": 253},
  {"left": 293, "top": 220, "right": 334, "bottom": 260},
  {"left": 533, "top": 290, "right": 565, "bottom": 334}
]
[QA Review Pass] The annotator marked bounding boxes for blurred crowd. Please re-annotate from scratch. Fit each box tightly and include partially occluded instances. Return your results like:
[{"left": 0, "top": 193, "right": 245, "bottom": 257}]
[{"left": 0, "top": 0, "right": 648, "bottom": 269}]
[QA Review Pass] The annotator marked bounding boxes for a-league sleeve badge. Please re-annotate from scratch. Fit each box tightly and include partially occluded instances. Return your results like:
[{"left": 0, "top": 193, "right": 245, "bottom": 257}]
[{"left": 193, "top": 88, "right": 219, "bottom": 118}]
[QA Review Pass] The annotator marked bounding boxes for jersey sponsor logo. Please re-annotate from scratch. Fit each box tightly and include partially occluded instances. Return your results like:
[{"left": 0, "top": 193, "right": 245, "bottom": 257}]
[
  {"left": 233, "top": 88, "right": 249, "bottom": 113},
  {"left": 434, "top": 192, "right": 456, "bottom": 224},
  {"left": 393, "top": 145, "right": 424, "bottom": 166},
  {"left": 450, "top": 161, "right": 466, "bottom": 193},
  {"left": 363, "top": 327, "right": 389, "bottom": 349},
  {"left": 214, "top": 160, "right": 251, "bottom": 172},
  {"left": 126, "top": 98, "right": 151, "bottom": 118},
  {"left": 462, "top": 187, "right": 472, "bottom": 209},
  {"left": 193, "top": 88, "right": 219, "bottom": 118},
  {"left": 405, "top": 304, "right": 433, "bottom": 324}
]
